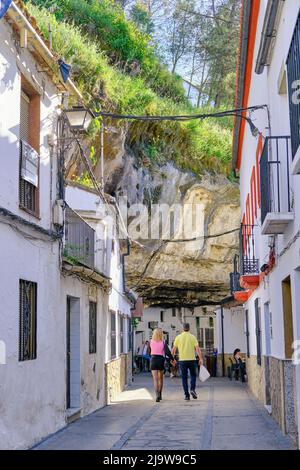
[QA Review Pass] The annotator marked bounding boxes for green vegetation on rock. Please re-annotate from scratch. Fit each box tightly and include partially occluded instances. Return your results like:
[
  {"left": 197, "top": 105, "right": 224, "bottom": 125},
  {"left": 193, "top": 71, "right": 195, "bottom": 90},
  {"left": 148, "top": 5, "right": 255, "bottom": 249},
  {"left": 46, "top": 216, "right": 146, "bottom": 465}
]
[{"left": 26, "top": 0, "right": 234, "bottom": 177}]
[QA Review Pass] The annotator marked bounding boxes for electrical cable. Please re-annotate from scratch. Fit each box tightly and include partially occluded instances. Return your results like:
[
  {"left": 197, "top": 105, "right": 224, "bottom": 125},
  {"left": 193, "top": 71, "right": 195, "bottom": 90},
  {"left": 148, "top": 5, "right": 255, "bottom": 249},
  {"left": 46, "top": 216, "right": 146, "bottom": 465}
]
[
  {"left": 96, "top": 105, "right": 267, "bottom": 122},
  {"left": 132, "top": 226, "right": 240, "bottom": 290},
  {"left": 0, "top": 206, "right": 62, "bottom": 241}
]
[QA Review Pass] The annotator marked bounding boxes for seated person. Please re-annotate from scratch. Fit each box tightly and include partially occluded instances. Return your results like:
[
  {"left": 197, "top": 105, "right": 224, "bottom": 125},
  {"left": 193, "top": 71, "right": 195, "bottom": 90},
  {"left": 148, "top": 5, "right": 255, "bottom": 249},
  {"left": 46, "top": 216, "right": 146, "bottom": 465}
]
[{"left": 233, "top": 348, "right": 246, "bottom": 382}]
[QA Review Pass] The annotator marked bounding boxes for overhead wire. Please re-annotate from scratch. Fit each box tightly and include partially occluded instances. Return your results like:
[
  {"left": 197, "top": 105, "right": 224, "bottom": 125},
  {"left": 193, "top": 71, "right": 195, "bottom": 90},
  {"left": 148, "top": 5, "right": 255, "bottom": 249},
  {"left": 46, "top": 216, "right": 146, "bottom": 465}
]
[{"left": 96, "top": 105, "right": 267, "bottom": 122}]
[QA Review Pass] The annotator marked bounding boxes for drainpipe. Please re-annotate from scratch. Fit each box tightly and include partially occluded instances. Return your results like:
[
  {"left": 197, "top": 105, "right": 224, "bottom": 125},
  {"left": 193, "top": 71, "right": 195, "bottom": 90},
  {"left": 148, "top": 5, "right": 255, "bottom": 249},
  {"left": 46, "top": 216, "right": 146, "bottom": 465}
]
[
  {"left": 9, "top": 2, "right": 82, "bottom": 99},
  {"left": 221, "top": 305, "right": 225, "bottom": 377}
]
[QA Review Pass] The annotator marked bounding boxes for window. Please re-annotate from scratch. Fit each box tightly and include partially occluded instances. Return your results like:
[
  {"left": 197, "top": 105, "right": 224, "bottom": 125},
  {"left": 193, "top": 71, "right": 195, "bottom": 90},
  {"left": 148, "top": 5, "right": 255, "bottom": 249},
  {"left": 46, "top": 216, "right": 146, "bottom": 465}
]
[
  {"left": 110, "top": 311, "right": 116, "bottom": 359},
  {"left": 209, "top": 316, "right": 214, "bottom": 328},
  {"left": 19, "top": 77, "right": 40, "bottom": 216},
  {"left": 287, "top": 13, "right": 300, "bottom": 159},
  {"left": 205, "top": 328, "right": 214, "bottom": 350},
  {"left": 197, "top": 328, "right": 204, "bottom": 348},
  {"left": 255, "top": 299, "right": 262, "bottom": 366},
  {"left": 89, "top": 302, "right": 97, "bottom": 354},
  {"left": 128, "top": 318, "right": 132, "bottom": 352},
  {"left": 245, "top": 310, "right": 250, "bottom": 358},
  {"left": 172, "top": 308, "right": 176, "bottom": 317},
  {"left": 196, "top": 317, "right": 200, "bottom": 328},
  {"left": 120, "top": 315, "right": 125, "bottom": 354},
  {"left": 160, "top": 310, "right": 164, "bottom": 322},
  {"left": 19, "top": 280, "right": 37, "bottom": 361}
]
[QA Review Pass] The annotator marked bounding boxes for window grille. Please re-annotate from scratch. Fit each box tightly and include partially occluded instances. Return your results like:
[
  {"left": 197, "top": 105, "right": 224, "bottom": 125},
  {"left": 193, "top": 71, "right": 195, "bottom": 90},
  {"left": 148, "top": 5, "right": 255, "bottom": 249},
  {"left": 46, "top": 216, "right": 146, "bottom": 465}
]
[
  {"left": 120, "top": 315, "right": 124, "bottom": 354},
  {"left": 205, "top": 328, "right": 214, "bottom": 350},
  {"left": 128, "top": 318, "right": 132, "bottom": 352},
  {"left": 89, "top": 302, "right": 97, "bottom": 354},
  {"left": 197, "top": 328, "right": 204, "bottom": 348},
  {"left": 245, "top": 309, "right": 250, "bottom": 358},
  {"left": 110, "top": 311, "right": 116, "bottom": 359},
  {"left": 255, "top": 299, "right": 262, "bottom": 366},
  {"left": 19, "top": 280, "right": 37, "bottom": 361}
]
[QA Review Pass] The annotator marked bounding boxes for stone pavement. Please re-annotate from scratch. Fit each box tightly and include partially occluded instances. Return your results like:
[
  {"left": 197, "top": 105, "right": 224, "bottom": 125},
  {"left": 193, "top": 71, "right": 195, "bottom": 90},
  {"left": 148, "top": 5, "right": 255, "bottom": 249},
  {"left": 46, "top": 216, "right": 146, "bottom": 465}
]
[{"left": 35, "top": 375, "right": 296, "bottom": 450}]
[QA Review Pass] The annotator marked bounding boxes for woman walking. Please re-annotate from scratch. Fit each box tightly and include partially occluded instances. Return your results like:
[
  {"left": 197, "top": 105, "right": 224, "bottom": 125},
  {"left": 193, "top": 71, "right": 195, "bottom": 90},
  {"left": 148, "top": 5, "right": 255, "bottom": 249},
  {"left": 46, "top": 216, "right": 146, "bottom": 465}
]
[{"left": 150, "top": 328, "right": 175, "bottom": 402}]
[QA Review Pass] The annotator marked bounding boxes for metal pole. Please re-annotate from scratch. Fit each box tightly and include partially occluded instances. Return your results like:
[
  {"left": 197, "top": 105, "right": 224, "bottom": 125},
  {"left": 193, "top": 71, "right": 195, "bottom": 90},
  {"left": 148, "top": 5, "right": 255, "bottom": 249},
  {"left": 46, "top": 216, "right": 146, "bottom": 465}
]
[
  {"left": 221, "top": 305, "right": 225, "bottom": 377},
  {"left": 131, "top": 319, "right": 135, "bottom": 382},
  {"left": 100, "top": 121, "right": 104, "bottom": 191}
]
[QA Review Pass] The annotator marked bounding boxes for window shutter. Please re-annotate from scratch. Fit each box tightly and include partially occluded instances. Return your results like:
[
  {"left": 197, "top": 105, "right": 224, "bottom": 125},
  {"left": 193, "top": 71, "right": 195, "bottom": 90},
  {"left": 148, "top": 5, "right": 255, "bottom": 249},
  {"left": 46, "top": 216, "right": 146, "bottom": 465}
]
[
  {"left": 20, "top": 91, "right": 30, "bottom": 142},
  {"left": 20, "top": 141, "right": 39, "bottom": 187}
]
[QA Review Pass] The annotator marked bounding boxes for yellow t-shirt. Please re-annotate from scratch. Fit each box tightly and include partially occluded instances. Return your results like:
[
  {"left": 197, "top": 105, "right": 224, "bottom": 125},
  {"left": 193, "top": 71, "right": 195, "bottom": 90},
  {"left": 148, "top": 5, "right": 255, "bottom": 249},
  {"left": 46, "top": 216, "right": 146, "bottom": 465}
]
[{"left": 173, "top": 332, "right": 198, "bottom": 361}]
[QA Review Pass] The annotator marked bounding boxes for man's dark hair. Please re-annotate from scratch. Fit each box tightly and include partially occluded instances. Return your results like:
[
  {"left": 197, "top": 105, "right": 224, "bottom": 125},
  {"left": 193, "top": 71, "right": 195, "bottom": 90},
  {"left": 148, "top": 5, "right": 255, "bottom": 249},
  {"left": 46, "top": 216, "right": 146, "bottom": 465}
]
[
  {"left": 183, "top": 323, "right": 190, "bottom": 331},
  {"left": 233, "top": 348, "right": 240, "bottom": 356}
]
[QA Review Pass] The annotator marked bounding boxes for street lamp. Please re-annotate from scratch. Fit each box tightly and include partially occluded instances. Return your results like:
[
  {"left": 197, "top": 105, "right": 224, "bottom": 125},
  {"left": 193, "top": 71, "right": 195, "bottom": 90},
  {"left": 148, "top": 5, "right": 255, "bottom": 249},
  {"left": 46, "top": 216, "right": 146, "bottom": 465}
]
[{"left": 64, "top": 106, "right": 94, "bottom": 132}]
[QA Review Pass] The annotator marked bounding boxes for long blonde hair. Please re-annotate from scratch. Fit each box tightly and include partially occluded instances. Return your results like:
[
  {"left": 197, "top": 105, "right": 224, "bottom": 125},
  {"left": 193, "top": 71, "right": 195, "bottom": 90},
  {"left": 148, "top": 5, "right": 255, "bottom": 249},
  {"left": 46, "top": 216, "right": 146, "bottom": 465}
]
[{"left": 152, "top": 328, "right": 163, "bottom": 342}]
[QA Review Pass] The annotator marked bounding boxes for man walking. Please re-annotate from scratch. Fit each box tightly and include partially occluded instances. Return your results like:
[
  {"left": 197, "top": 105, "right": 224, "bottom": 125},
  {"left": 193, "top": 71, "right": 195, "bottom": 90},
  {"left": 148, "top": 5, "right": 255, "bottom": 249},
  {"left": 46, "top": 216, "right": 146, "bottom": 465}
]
[{"left": 172, "top": 323, "right": 203, "bottom": 400}]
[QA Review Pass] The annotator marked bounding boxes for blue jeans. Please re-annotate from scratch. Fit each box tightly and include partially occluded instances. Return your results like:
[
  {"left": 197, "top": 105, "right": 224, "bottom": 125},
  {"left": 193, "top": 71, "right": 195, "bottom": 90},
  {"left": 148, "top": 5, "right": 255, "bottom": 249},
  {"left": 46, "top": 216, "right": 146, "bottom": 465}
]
[
  {"left": 142, "top": 354, "right": 151, "bottom": 371},
  {"left": 180, "top": 360, "right": 197, "bottom": 396}
]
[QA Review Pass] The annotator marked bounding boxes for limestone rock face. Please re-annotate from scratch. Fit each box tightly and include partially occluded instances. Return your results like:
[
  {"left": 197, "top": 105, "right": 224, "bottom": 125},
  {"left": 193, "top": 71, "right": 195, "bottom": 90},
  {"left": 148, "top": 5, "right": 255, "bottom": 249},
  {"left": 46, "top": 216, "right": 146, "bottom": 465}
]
[{"left": 103, "top": 151, "right": 240, "bottom": 308}]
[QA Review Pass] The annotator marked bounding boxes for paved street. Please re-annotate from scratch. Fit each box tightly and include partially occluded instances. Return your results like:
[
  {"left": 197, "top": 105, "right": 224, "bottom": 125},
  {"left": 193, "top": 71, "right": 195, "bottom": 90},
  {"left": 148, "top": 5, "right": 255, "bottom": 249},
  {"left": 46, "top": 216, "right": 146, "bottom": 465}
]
[{"left": 35, "top": 375, "right": 295, "bottom": 451}]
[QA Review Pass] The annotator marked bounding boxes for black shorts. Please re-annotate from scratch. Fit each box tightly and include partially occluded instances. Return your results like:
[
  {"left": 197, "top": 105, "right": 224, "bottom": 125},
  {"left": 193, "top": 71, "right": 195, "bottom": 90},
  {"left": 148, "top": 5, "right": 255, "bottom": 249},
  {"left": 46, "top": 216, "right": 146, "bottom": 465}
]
[{"left": 150, "top": 355, "right": 165, "bottom": 371}]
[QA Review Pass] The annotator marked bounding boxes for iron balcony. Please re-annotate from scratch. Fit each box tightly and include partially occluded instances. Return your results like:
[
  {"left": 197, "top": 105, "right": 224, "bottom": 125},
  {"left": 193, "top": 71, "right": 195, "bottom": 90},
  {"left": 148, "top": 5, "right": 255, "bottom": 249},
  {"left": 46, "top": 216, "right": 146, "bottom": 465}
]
[
  {"left": 260, "top": 136, "right": 294, "bottom": 235},
  {"left": 64, "top": 205, "right": 95, "bottom": 269},
  {"left": 240, "top": 224, "right": 260, "bottom": 276}
]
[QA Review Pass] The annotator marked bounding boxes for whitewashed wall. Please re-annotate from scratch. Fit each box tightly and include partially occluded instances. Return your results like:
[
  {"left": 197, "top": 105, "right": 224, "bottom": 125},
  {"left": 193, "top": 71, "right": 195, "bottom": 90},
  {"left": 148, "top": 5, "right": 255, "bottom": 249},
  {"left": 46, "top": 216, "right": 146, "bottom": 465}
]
[
  {"left": 238, "top": 0, "right": 300, "bottom": 360},
  {"left": 237, "top": 0, "right": 300, "bottom": 447},
  {"left": 215, "top": 307, "right": 246, "bottom": 355},
  {"left": 0, "top": 223, "right": 65, "bottom": 449},
  {"left": 0, "top": 18, "right": 65, "bottom": 450},
  {"left": 65, "top": 185, "right": 132, "bottom": 364},
  {"left": 60, "top": 276, "right": 109, "bottom": 415},
  {"left": 0, "top": 19, "right": 59, "bottom": 228}
]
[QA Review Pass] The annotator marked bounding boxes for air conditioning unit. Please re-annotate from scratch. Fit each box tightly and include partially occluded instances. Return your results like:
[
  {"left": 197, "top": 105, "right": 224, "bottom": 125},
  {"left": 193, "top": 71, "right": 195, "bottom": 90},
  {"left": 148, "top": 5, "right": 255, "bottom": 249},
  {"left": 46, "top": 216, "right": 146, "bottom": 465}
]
[{"left": 53, "top": 199, "right": 64, "bottom": 226}]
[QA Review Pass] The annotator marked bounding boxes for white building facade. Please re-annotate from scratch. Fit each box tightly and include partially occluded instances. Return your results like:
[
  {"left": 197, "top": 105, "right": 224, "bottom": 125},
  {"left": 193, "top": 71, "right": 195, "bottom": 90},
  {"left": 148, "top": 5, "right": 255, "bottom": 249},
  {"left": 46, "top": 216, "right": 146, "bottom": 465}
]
[
  {"left": 232, "top": 0, "right": 300, "bottom": 447},
  {"left": 65, "top": 183, "right": 133, "bottom": 405},
  {"left": 0, "top": 2, "right": 133, "bottom": 449}
]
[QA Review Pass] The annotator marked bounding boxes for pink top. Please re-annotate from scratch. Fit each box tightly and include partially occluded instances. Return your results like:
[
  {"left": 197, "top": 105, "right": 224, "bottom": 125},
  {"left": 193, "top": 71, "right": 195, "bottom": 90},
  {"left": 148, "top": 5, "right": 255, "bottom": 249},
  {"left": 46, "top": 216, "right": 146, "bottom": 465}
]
[{"left": 150, "top": 339, "right": 164, "bottom": 356}]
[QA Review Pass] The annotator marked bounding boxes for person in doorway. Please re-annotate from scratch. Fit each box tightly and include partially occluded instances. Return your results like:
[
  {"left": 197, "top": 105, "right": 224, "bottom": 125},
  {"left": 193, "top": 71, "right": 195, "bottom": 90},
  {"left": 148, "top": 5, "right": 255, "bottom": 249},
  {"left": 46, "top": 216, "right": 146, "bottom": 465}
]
[
  {"left": 172, "top": 323, "right": 203, "bottom": 400},
  {"left": 141, "top": 340, "right": 151, "bottom": 372},
  {"left": 233, "top": 348, "right": 246, "bottom": 382},
  {"left": 150, "top": 328, "right": 175, "bottom": 402}
]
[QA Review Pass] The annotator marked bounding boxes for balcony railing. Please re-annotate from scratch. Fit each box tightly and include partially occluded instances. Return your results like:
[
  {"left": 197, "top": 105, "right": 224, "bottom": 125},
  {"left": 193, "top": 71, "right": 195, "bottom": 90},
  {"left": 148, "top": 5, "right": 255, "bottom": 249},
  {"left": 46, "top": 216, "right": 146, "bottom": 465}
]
[
  {"left": 64, "top": 206, "right": 95, "bottom": 269},
  {"left": 230, "top": 255, "right": 244, "bottom": 293},
  {"left": 230, "top": 272, "right": 243, "bottom": 294},
  {"left": 260, "top": 136, "right": 294, "bottom": 234},
  {"left": 286, "top": 14, "right": 300, "bottom": 160},
  {"left": 240, "top": 224, "right": 259, "bottom": 276}
]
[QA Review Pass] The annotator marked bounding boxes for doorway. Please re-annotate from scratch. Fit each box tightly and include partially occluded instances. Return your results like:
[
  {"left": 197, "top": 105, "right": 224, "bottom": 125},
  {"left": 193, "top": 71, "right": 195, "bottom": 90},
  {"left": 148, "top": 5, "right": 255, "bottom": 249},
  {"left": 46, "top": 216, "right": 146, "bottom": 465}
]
[
  {"left": 282, "top": 276, "right": 294, "bottom": 359},
  {"left": 264, "top": 302, "right": 271, "bottom": 406},
  {"left": 66, "top": 296, "right": 81, "bottom": 410}
]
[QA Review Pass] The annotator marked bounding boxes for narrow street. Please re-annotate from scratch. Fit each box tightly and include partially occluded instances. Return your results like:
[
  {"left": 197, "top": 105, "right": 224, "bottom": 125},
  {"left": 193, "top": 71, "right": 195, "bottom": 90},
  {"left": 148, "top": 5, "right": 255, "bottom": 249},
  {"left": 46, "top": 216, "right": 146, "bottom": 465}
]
[{"left": 35, "top": 376, "right": 295, "bottom": 451}]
